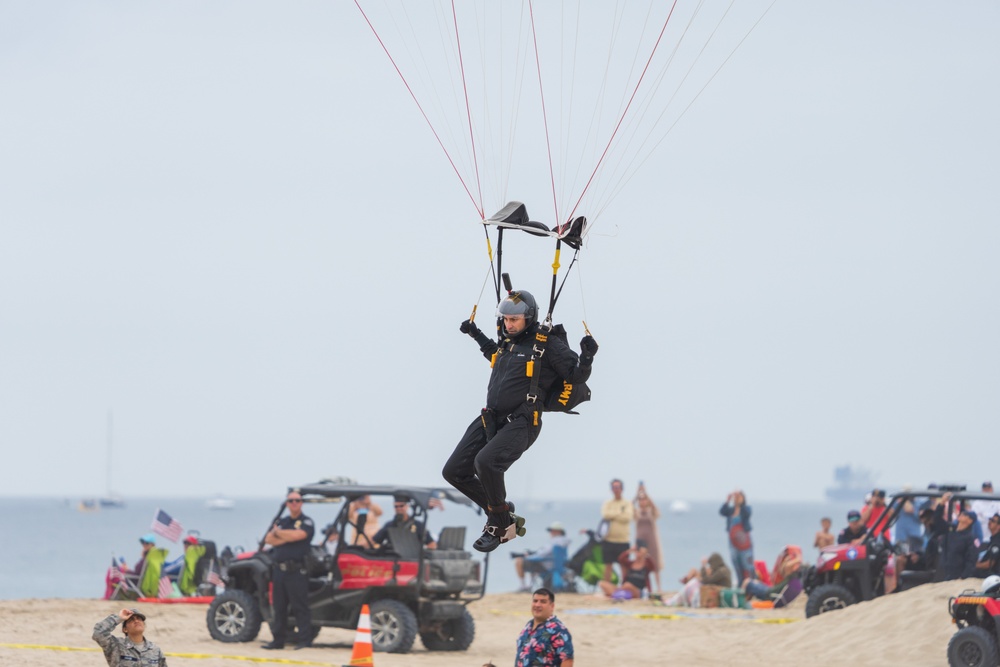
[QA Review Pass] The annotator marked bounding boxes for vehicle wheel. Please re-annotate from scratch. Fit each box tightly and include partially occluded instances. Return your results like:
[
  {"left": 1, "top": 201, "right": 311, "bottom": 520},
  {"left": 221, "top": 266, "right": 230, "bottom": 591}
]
[
  {"left": 207, "top": 590, "right": 262, "bottom": 642},
  {"left": 420, "top": 608, "right": 475, "bottom": 651},
  {"left": 804, "top": 583, "right": 857, "bottom": 618},
  {"left": 369, "top": 599, "right": 418, "bottom": 653},
  {"left": 947, "top": 626, "right": 1000, "bottom": 667}
]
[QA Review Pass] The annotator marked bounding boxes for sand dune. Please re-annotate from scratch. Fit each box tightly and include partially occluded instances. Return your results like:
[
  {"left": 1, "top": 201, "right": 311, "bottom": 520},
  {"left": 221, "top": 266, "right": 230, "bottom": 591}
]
[{"left": 0, "top": 580, "right": 980, "bottom": 666}]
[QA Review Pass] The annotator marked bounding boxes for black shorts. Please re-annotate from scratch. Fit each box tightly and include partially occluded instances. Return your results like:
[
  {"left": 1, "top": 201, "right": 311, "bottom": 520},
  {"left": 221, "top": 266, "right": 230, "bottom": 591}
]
[{"left": 601, "top": 541, "right": 629, "bottom": 563}]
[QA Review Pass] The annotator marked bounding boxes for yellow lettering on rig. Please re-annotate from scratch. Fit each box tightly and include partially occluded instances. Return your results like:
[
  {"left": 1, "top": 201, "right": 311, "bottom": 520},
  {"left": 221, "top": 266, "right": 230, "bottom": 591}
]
[{"left": 558, "top": 382, "right": 572, "bottom": 406}]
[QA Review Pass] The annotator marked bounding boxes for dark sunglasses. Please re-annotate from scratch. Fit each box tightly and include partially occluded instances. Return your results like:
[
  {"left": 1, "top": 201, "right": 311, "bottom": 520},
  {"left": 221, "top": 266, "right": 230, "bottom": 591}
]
[{"left": 287, "top": 498, "right": 303, "bottom": 503}]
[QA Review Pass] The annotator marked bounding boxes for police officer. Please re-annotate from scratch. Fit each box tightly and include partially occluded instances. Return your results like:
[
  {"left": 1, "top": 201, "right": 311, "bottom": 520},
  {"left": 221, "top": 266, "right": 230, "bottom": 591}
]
[
  {"left": 941, "top": 510, "right": 980, "bottom": 581},
  {"left": 443, "top": 290, "right": 597, "bottom": 553},
  {"left": 262, "top": 490, "right": 315, "bottom": 650},
  {"left": 975, "top": 513, "right": 1000, "bottom": 576},
  {"left": 92, "top": 607, "right": 167, "bottom": 667}
]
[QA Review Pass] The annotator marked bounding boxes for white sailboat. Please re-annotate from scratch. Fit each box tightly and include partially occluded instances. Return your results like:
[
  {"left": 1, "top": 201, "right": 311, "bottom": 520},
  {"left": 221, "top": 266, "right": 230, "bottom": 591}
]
[{"left": 79, "top": 411, "right": 125, "bottom": 510}]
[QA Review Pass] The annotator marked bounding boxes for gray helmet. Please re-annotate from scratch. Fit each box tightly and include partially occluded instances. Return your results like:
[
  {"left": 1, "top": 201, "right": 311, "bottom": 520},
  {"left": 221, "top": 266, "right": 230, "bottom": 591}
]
[{"left": 497, "top": 291, "right": 538, "bottom": 333}]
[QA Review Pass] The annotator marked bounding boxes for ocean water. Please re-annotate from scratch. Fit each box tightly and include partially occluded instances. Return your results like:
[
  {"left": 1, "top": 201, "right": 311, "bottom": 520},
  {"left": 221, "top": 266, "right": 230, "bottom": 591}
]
[{"left": 0, "top": 496, "right": 857, "bottom": 600}]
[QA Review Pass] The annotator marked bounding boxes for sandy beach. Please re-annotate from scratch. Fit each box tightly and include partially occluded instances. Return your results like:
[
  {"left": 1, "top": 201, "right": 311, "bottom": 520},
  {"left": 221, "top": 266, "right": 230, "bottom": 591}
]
[{"left": 0, "top": 580, "right": 979, "bottom": 666}]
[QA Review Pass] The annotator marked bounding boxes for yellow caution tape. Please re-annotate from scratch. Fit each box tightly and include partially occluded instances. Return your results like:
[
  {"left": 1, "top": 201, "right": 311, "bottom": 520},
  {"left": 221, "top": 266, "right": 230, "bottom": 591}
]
[
  {"left": 0, "top": 644, "right": 336, "bottom": 665},
  {"left": 487, "top": 610, "right": 799, "bottom": 624}
]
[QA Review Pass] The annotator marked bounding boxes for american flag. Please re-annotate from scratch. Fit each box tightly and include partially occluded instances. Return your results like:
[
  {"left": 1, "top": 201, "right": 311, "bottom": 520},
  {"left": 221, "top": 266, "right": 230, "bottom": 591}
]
[
  {"left": 158, "top": 575, "right": 173, "bottom": 599},
  {"left": 151, "top": 509, "right": 183, "bottom": 543},
  {"left": 205, "top": 559, "right": 225, "bottom": 588}
]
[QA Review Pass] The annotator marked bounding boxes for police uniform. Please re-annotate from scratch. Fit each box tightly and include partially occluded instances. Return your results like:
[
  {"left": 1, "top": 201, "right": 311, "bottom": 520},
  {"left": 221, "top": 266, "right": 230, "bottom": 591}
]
[
  {"left": 836, "top": 525, "right": 866, "bottom": 545},
  {"left": 372, "top": 515, "right": 434, "bottom": 548},
  {"left": 269, "top": 513, "right": 315, "bottom": 647},
  {"left": 443, "top": 321, "right": 592, "bottom": 517},
  {"left": 979, "top": 533, "right": 1000, "bottom": 575},
  {"left": 92, "top": 614, "right": 167, "bottom": 667}
]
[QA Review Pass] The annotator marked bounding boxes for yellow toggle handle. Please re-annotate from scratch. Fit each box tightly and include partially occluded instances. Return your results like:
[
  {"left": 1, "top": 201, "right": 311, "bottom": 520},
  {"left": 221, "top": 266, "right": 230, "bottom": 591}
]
[
  {"left": 551, "top": 247, "right": 561, "bottom": 274},
  {"left": 470, "top": 304, "right": 477, "bottom": 323},
  {"left": 583, "top": 320, "right": 592, "bottom": 336}
]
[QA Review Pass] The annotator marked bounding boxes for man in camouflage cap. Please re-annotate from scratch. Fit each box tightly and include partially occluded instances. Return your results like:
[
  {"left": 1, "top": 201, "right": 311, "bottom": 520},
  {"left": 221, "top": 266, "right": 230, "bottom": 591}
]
[{"left": 93, "top": 607, "right": 167, "bottom": 666}]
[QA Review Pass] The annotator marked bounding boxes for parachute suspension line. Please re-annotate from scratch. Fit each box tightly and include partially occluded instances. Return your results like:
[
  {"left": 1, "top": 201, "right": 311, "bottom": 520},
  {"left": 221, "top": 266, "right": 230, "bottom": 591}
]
[
  {"left": 565, "top": 0, "right": 680, "bottom": 224},
  {"left": 546, "top": 243, "right": 582, "bottom": 324},
  {"left": 353, "top": 0, "right": 483, "bottom": 218},
  {"left": 450, "top": 0, "right": 485, "bottom": 217},
  {"left": 494, "top": 227, "right": 505, "bottom": 303},
  {"left": 527, "top": 0, "right": 560, "bottom": 227},
  {"left": 594, "top": 0, "right": 782, "bottom": 219},
  {"left": 482, "top": 228, "right": 499, "bottom": 305},
  {"left": 502, "top": 5, "right": 531, "bottom": 205}
]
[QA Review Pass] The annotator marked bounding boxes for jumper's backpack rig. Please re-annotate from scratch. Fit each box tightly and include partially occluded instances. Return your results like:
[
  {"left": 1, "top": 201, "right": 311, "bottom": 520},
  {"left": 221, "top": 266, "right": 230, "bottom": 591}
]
[{"left": 473, "top": 201, "right": 593, "bottom": 414}]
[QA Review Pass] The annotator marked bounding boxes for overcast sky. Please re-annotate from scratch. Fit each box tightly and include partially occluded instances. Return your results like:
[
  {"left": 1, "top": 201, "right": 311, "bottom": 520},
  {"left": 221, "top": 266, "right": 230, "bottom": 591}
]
[{"left": 2, "top": 1, "right": 997, "bottom": 503}]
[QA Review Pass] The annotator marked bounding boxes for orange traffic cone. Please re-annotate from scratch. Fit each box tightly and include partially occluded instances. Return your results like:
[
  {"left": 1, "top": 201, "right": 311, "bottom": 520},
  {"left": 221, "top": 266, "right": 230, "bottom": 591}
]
[{"left": 344, "top": 603, "right": 374, "bottom": 667}]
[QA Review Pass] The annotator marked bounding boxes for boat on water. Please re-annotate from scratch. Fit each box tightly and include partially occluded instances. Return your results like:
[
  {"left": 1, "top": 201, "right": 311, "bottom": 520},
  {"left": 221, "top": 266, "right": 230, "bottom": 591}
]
[
  {"left": 79, "top": 412, "right": 126, "bottom": 511},
  {"left": 669, "top": 499, "right": 691, "bottom": 514},
  {"left": 205, "top": 495, "right": 235, "bottom": 510},
  {"left": 825, "top": 465, "right": 878, "bottom": 503}
]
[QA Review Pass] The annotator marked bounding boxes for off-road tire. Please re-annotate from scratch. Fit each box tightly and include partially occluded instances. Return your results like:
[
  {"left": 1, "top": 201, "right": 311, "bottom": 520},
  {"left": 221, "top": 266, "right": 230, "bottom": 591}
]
[
  {"left": 207, "top": 590, "right": 262, "bottom": 642},
  {"left": 420, "top": 608, "right": 475, "bottom": 651},
  {"left": 805, "top": 583, "right": 857, "bottom": 618},
  {"left": 370, "top": 599, "right": 418, "bottom": 653},
  {"left": 947, "top": 626, "right": 1000, "bottom": 667}
]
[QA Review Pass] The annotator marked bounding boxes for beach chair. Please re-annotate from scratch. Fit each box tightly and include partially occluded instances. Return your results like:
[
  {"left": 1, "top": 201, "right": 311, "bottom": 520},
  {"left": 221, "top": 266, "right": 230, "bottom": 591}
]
[
  {"left": 178, "top": 544, "right": 207, "bottom": 596},
  {"left": 108, "top": 558, "right": 145, "bottom": 601},
  {"left": 546, "top": 543, "right": 576, "bottom": 592},
  {"left": 748, "top": 545, "right": 804, "bottom": 608},
  {"left": 139, "top": 548, "right": 168, "bottom": 598}
]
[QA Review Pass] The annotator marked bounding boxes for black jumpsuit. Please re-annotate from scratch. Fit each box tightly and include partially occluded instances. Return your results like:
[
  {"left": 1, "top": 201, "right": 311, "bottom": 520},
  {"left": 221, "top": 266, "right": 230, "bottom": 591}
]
[{"left": 442, "top": 323, "right": 592, "bottom": 518}]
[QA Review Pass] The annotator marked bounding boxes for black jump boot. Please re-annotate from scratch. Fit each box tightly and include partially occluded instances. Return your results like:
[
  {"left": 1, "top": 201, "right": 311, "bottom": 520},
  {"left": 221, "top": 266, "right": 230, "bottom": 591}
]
[{"left": 473, "top": 501, "right": 527, "bottom": 553}]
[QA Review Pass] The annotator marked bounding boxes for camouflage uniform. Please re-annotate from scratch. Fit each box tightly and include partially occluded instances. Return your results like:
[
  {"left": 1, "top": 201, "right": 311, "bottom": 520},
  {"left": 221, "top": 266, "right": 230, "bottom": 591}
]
[{"left": 92, "top": 614, "right": 167, "bottom": 666}]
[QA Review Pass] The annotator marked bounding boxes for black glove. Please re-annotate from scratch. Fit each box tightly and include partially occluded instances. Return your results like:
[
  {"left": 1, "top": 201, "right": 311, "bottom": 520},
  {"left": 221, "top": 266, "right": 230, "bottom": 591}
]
[
  {"left": 580, "top": 335, "right": 599, "bottom": 361},
  {"left": 460, "top": 319, "right": 481, "bottom": 337}
]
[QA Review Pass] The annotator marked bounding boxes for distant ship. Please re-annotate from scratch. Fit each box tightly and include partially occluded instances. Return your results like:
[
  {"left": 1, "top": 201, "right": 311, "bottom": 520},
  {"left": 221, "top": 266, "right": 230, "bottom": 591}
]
[
  {"left": 206, "top": 495, "right": 236, "bottom": 510},
  {"left": 669, "top": 499, "right": 691, "bottom": 514},
  {"left": 825, "top": 465, "right": 878, "bottom": 503}
]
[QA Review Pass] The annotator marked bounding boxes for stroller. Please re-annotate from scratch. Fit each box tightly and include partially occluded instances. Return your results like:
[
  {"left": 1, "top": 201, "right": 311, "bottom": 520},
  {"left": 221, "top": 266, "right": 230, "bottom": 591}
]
[{"left": 565, "top": 529, "right": 617, "bottom": 592}]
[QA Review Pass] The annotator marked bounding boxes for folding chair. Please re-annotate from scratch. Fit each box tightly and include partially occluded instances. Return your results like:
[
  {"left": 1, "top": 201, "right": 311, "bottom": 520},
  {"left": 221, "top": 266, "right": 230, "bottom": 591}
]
[
  {"left": 178, "top": 544, "right": 207, "bottom": 596},
  {"left": 109, "top": 559, "right": 146, "bottom": 601},
  {"left": 139, "top": 548, "right": 168, "bottom": 598}
]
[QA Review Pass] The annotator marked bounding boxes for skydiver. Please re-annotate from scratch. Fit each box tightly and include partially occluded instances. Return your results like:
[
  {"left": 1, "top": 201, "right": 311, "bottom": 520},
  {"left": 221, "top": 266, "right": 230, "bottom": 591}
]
[{"left": 442, "top": 290, "right": 598, "bottom": 552}]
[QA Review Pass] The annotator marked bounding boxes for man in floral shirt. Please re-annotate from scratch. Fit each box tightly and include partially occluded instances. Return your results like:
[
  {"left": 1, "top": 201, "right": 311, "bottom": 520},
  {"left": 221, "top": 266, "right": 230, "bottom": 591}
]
[{"left": 516, "top": 588, "right": 574, "bottom": 666}]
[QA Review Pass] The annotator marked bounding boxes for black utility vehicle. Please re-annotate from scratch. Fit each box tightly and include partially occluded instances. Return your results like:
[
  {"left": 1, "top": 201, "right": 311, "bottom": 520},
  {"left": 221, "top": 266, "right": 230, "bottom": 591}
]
[{"left": 206, "top": 481, "right": 487, "bottom": 653}]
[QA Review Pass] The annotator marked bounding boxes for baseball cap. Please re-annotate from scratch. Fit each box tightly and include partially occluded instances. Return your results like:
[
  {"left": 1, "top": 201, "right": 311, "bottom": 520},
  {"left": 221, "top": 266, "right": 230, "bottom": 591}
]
[
  {"left": 546, "top": 521, "right": 565, "bottom": 533},
  {"left": 847, "top": 510, "right": 862, "bottom": 522},
  {"left": 122, "top": 608, "right": 146, "bottom": 632},
  {"left": 961, "top": 510, "right": 977, "bottom": 521},
  {"left": 139, "top": 533, "right": 157, "bottom": 545},
  {"left": 184, "top": 535, "right": 199, "bottom": 545},
  {"left": 983, "top": 481, "right": 994, "bottom": 489}
]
